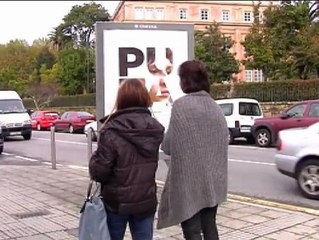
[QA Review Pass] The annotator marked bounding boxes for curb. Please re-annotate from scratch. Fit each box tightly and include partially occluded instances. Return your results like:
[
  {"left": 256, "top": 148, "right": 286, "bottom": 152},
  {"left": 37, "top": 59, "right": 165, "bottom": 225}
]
[
  {"left": 156, "top": 180, "right": 319, "bottom": 217},
  {"left": 227, "top": 193, "right": 319, "bottom": 216}
]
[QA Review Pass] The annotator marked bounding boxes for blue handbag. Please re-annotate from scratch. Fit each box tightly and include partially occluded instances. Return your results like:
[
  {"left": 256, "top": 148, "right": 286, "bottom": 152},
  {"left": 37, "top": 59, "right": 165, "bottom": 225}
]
[{"left": 78, "top": 180, "right": 111, "bottom": 240}]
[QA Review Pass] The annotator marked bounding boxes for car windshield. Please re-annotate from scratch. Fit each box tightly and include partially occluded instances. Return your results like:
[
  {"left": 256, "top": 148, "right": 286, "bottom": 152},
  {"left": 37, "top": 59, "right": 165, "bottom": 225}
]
[
  {"left": 239, "top": 102, "right": 262, "bottom": 116},
  {"left": 77, "top": 112, "right": 92, "bottom": 117},
  {"left": 44, "top": 112, "right": 59, "bottom": 117},
  {"left": 0, "top": 100, "right": 26, "bottom": 113}
]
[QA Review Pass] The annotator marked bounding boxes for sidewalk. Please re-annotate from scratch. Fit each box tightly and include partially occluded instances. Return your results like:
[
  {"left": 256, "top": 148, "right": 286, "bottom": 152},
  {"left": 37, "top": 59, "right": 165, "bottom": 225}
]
[{"left": 0, "top": 164, "right": 318, "bottom": 240}]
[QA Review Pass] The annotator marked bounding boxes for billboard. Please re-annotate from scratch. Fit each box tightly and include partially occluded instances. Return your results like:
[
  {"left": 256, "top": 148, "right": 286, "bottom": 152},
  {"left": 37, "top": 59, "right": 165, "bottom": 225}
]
[{"left": 95, "top": 22, "right": 194, "bottom": 129}]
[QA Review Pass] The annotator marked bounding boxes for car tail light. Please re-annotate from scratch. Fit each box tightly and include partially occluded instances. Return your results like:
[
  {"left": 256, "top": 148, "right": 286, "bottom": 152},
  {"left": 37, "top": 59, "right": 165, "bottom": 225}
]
[{"left": 235, "top": 121, "right": 240, "bottom": 128}]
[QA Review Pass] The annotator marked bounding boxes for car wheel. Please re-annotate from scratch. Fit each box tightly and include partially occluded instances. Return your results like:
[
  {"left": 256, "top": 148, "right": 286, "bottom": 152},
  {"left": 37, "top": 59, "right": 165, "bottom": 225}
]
[
  {"left": 36, "top": 123, "right": 41, "bottom": 131},
  {"left": 23, "top": 133, "right": 32, "bottom": 140},
  {"left": 228, "top": 130, "right": 234, "bottom": 145},
  {"left": 255, "top": 128, "right": 271, "bottom": 147},
  {"left": 297, "top": 159, "right": 319, "bottom": 200},
  {"left": 0, "top": 145, "right": 3, "bottom": 154},
  {"left": 69, "top": 125, "right": 75, "bottom": 134}
]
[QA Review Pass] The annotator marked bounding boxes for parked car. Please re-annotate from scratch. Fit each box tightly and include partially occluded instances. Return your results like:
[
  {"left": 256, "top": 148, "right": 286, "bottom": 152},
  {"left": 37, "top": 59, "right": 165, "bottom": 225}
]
[
  {"left": 216, "top": 98, "right": 264, "bottom": 144},
  {"left": 31, "top": 110, "right": 59, "bottom": 131},
  {"left": 252, "top": 99, "right": 319, "bottom": 147},
  {"left": 84, "top": 121, "right": 98, "bottom": 141},
  {"left": 0, "top": 126, "right": 4, "bottom": 154},
  {"left": 53, "top": 111, "right": 96, "bottom": 133},
  {"left": 275, "top": 122, "right": 319, "bottom": 199}
]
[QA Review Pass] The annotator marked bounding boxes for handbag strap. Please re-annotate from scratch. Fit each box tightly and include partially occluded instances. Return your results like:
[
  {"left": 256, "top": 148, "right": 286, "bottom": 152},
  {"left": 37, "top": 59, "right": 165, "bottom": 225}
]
[{"left": 86, "top": 180, "right": 100, "bottom": 201}]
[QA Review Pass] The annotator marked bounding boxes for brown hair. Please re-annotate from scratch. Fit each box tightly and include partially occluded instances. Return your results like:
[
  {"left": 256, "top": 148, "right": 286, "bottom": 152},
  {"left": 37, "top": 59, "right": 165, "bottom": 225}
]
[
  {"left": 178, "top": 60, "right": 210, "bottom": 94},
  {"left": 115, "top": 78, "right": 151, "bottom": 110}
]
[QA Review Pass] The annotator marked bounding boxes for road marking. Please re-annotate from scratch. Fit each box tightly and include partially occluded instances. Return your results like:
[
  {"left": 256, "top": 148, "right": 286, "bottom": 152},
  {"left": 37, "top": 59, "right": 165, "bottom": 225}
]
[
  {"left": 32, "top": 137, "right": 93, "bottom": 146},
  {"left": 229, "top": 145, "right": 272, "bottom": 150},
  {"left": 229, "top": 158, "right": 276, "bottom": 166},
  {"left": 15, "top": 156, "right": 38, "bottom": 162}
]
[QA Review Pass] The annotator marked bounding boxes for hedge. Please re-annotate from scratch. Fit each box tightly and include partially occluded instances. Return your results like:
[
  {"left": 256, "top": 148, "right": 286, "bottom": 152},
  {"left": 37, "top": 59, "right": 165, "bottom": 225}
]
[
  {"left": 23, "top": 79, "right": 319, "bottom": 108},
  {"left": 212, "top": 79, "right": 319, "bottom": 102}
]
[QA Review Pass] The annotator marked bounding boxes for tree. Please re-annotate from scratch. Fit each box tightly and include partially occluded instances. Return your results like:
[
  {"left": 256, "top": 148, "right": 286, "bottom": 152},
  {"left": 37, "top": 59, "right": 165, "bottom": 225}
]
[
  {"left": 26, "top": 82, "right": 58, "bottom": 110},
  {"left": 242, "top": 2, "right": 279, "bottom": 81},
  {"left": 243, "top": 0, "right": 319, "bottom": 80},
  {"left": 55, "top": 48, "right": 95, "bottom": 95},
  {"left": 195, "top": 23, "right": 240, "bottom": 83},
  {"left": 50, "top": 2, "right": 110, "bottom": 49}
]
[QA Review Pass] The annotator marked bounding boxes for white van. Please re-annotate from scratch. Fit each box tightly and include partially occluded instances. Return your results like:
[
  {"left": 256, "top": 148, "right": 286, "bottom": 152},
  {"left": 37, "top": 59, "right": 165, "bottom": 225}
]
[
  {"left": 0, "top": 90, "right": 32, "bottom": 140},
  {"left": 216, "top": 98, "right": 263, "bottom": 144}
]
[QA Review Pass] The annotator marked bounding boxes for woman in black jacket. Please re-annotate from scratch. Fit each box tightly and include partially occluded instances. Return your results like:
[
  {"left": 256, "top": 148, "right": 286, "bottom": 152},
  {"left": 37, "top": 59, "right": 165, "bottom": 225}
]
[{"left": 89, "top": 79, "right": 164, "bottom": 240}]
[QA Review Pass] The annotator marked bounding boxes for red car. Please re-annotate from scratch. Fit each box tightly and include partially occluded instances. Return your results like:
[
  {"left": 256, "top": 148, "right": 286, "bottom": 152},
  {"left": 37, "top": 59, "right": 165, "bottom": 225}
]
[
  {"left": 53, "top": 111, "right": 96, "bottom": 133},
  {"left": 252, "top": 99, "right": 319, "bottom": 147},
  {"left": 31, "top": 110, "right": 59, "bottom": 131}
]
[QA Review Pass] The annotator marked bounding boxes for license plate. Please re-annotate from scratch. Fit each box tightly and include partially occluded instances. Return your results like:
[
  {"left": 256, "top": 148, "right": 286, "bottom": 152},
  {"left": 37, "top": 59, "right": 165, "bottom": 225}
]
[
  {"left": 240, "top": 127, "right": 251, "bottom": 132},
  {"left": 9, "top": 131, "right": 21, "bottom": 136}
]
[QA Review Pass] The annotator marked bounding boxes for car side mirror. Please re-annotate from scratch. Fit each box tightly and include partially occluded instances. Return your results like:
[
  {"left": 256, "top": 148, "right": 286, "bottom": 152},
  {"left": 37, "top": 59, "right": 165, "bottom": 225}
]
[{"left": 280, "top": 112, "right": 292, "bottom": 119}]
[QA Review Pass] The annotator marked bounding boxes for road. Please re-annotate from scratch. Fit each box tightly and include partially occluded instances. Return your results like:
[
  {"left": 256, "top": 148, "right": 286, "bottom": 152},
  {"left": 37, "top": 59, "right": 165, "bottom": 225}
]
[{"left": 1, "top": 131, "right": 318, "bottom": 210}]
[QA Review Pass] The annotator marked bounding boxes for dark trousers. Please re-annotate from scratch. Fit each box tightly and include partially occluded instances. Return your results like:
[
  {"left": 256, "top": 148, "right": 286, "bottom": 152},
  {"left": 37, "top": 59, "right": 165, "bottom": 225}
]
[
  {"left": 181, "top": 206, "right": 219, "bottom": 240},
  {"left": 106, "top": 210, "right": 154, "bottom": 240}
]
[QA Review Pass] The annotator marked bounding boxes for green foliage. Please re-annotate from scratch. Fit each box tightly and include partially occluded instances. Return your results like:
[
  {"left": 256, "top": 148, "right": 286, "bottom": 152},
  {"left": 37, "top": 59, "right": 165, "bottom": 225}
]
[
  {"left": 50, "top": 2, "right": 110, "bottom": 49},
  {"left": 195, "top": 23, "right": 240, "bottom": 83},
  {"left": 56, "top": 48, "right": 95, "bottom": 95},
  {"left": 212, "top": 79, "right": 319, "bottom": 102},
  {"left": 243, "top": 1, "right": 319, "bottom": 80}
]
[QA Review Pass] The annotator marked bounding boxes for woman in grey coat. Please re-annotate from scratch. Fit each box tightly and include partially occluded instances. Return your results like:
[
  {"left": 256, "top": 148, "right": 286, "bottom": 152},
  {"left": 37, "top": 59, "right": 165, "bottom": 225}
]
[{"left": 157, "top": 60, "right": 228, "bottom": 240}]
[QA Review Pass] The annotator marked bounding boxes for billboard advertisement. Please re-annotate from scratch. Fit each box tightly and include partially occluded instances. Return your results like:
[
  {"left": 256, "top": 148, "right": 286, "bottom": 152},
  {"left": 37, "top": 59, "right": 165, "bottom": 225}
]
[{"left": 95, "top": 22, "right": 194, "bottom": 130}]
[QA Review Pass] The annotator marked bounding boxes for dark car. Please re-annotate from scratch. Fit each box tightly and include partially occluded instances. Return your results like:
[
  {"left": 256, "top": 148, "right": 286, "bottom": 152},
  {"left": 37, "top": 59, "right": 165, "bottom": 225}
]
[
  {"left": 53, "top": 111, "right": 96, "bottom": 134},
  {"left": 31, "top": 110, "right": 59, "bottom": 131},
  {"left": 252, "top": 99, "right": 319, "bottom": 147}
]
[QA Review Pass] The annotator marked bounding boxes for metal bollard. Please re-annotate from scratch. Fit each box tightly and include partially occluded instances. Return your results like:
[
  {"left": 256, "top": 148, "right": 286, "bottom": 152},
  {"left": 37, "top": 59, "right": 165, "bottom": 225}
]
[
  {"left": 50, "top": 125, "right": 57, "bottom": 169},
  {"left": 87, "top": 127, "right": 93, "bottom": 163}
]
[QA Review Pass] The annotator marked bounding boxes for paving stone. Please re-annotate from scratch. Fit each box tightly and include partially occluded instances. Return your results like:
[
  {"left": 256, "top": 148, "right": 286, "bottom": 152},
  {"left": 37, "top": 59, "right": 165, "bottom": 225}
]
[
  {"left": 220, "top": 230, "right": 258, "bottom": 240},
  {"left": 221, "top": 210, "right": 252, "bottom": 218},
  {"left": 45, "top": 230, "right": 77, "bottom": 240},
  {"left": 303, "top": 219, "right": 319, "bottom": 228},
  {"left": 240, "top": 215, "right": 272, "bottom": 224},
  {"left": 265, "top": 230, "right": 304, "bottom": 240},
  {"left": 218, "top": 219, "right": 253, "bottom": 230},
  {"left": 307, "top": 233, "right": 319, "bottom": 239},
  {"left": 0, "top": 231, "right": 10, "bottom": 240},
  {"left": 15, "top": 235, "right": 52, "bottom": 240},
  {"left": 20, "top": 217, "right": 65, "bottom": 233},
  {"left": 286, "top": 224, "right": 319, "bottom": 236},
  {"left": 258, "top": 209, "right": 290, "bottom": 219}
]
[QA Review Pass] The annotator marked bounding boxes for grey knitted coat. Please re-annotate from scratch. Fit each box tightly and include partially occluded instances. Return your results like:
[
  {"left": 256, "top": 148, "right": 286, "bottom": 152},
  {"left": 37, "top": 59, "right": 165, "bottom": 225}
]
[{"left": 157, "top": 90, "right": 228, "bottom": 229}]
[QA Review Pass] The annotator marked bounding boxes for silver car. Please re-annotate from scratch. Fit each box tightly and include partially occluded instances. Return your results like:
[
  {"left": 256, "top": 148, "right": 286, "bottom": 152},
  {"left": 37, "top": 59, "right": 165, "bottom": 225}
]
[
  {"left": 275, "top": 122, "right": 319, "bottom": 199},
  {"left": 84, "top": 121, "right": 98, "bottom": 141}
]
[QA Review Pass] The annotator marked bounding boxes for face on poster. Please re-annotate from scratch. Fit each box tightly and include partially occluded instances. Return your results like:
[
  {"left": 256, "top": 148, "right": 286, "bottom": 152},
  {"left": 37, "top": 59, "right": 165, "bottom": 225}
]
[{"left": 102, "top": 29, "right": 189, "bottom": 115}]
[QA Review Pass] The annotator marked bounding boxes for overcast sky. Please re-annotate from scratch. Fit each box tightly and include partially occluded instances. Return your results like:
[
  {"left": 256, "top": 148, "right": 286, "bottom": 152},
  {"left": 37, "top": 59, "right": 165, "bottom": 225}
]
[{"left": 0, "top": 1, "right": 120, "bottom": 45}]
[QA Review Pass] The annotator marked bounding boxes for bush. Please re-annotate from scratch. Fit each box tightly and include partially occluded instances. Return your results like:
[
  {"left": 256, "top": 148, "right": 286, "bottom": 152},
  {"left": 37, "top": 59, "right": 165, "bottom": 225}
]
[{"left": 211, "top": 79, "right": 319, "bottom": 102}]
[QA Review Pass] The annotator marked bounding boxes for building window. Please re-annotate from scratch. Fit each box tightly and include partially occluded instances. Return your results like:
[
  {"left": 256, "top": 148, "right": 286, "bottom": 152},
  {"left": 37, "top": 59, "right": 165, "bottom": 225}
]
[
  {"left": 134, "top": 7, "right": 144, "bottom": 19},
  {"left": 245, "top": 70, "right": 253, "bottom": 82},
  {"left": 244, "top": 11, "right": 252, "bottom": 22},
  {"left": 254, "top": 70, "right": 263, "bottom": 82},
  {"left": 145, "top": 8, "right": 154, "bottom": 20},
  {"left": 222, "top": 10, "right": 230, "bottom": 21},
  {"left": 155, "top": 8, "right": 164, "bottom": 20},
  {"left": 245, "top": 69, "right": 263, "bottom": 82},
  {"left": 201, "top": 9, "right": 208, "bottom": 20},
  {"left": 179, "top": 9, "right": 187, "bottom": 19}
]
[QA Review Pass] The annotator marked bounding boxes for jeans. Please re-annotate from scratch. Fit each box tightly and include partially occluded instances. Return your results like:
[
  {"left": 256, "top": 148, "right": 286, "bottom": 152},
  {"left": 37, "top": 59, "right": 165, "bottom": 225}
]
[
  {"left": 106, "top": 210, "right": 154, "bottom": 240},
  {"left": 181, "top": 206, "right": 219, "bottom": 240}
]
